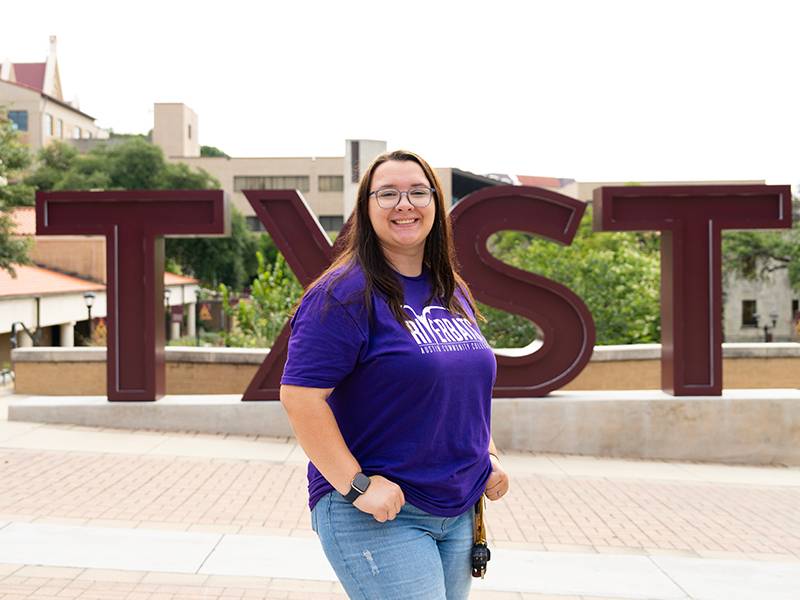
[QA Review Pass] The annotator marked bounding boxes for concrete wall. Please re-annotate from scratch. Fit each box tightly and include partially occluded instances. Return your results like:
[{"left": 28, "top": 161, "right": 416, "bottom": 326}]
[
  {"left": 12, "top": 343, "right": 800, "bottom": 396},
  {"left": 490, "top": 389, "right": 800, "bottom": 465}
]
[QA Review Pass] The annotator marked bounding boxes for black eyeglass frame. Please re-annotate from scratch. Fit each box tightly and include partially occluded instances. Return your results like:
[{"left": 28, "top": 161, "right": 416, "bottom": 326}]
[{"left": 368, "top": 187, "right": 436, "bottom": 209}]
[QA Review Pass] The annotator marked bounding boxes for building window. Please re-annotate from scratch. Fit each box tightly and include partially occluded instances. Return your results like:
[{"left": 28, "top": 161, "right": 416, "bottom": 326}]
[
  {"left": 8, "top": 110, "right": 28, "bottom": 131},
  {"left": 245, "top": 216, "right": 265, "bottom": 232},
  {"left": 86, "top": 131, "right": 93, "bottom": 139},
  {"left": 43, "top": 113, "right": 53, "bottom": 135},
  {"left": 350, "top": 140, "right": 360, "bottom": 183},
  {"left": 72, "top": 126, "right": 81, "bottom": 139},
  {"left": 319, "top": 175, "right": 344, "bottom": 192},
  {"left": 318, "top": 215, "right": 344, "bottom": 232},
  {"left": 188, "top": 124, "right": 192, "bottom": 140},
  {"left": 793, "top": 299, "right": 799, "bottom": 319},
  {"left": 55, "top": 118, "right": 63, "bottom": 138},
  {"left": 742, "top": 300, "right": 758, "bottom": 327},
  {"left": 233, "top": 175, "right": 310, "bottom": 193}
]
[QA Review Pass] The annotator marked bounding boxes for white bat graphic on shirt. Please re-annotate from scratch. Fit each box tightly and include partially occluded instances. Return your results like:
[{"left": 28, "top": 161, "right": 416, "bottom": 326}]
[{"left": 403, "top": 304, "right": 468, "bottom": 342}]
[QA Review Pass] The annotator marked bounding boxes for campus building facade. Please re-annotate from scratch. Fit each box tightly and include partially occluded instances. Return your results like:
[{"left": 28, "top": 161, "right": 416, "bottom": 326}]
[{"left": 0, "top": 36, "right": 108, "bottom": 151}]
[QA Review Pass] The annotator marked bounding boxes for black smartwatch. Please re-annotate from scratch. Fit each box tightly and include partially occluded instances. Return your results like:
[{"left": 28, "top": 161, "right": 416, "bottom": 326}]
[{"left": 343, "top": 472, "right": 371, "bottom": 503}]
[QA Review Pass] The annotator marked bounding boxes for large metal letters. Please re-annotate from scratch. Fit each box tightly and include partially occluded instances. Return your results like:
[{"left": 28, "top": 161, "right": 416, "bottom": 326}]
[{"left": 36, "top": 184, "right": 792, "bottom": 401}]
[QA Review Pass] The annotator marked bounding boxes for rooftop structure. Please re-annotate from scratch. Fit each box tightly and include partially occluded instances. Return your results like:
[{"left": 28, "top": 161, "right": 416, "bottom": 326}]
[{"left": 0, "top": 36, "right": 108, "bottom": 151}]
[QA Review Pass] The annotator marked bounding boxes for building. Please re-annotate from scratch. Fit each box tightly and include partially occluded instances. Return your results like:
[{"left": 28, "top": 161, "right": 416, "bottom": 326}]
[
  {"left": 151, "top": 103, "right": 506, "bottom": 232},
  {"left": 724, "top": 258, "right": 799, "bottom": 342},
  {"left": 0, "top": 36, "right": 108, "bottom": 151}
]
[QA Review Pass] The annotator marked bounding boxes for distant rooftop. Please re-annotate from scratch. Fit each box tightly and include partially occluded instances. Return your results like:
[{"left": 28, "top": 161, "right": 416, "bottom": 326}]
[
  {"left": 0, "top": 264, "right": 103, "bottom": 298},
  {"left": 11, "top": 62, "right": 46, "bottom": 93}
]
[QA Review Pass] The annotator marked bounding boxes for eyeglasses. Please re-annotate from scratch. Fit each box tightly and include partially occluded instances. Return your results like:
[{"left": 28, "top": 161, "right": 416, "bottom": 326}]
[{"left": 369, "top": 187, "right": 435, "bottom": 209}]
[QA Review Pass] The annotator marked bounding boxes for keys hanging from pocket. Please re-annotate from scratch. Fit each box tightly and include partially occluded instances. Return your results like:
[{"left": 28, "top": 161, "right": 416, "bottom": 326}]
[{"left": 471, "top": 494, "right": 491, "bottom": 578}]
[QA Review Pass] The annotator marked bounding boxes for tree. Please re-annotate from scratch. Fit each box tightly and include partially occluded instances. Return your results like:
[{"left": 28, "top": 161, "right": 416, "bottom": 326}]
[
  {"left": 484, "top": 207, "right": 661, "bottom": 346},
  {"left": 219, "top": 251, "right": 302, "bottom": 347},
  {"left": 200, "top": 145, "right": 229, "bottom": 158},
  {"left": 22, "top": 141, "right": 76, "bottom": 189},
  {"left": 166, "top": 210, "right": 274, "bottom": 289},
  {"left": 722, "top": 198, "right": 800, "bottom": 292},
  {"left": 0, "top": 111, "right": 33, "bottom": 275},
  {"left": 23, "top": 137, "right": 266, "bottom": 289}
]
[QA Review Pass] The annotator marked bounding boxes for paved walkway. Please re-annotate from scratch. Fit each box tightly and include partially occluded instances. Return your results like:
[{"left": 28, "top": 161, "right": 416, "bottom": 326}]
[{"left": 1, "top": 386, "right": 800, "bottom": 599}]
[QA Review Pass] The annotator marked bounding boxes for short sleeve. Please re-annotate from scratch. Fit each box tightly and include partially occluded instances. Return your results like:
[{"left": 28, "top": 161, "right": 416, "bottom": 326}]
[{"left": 280, "top": 285, "right": 367, "bottom": 389}]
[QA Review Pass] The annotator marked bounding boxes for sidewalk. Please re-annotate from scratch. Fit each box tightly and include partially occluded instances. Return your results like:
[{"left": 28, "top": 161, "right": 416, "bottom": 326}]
[{"left": 1, "top": 386, "right": 799, "bottom": 599}]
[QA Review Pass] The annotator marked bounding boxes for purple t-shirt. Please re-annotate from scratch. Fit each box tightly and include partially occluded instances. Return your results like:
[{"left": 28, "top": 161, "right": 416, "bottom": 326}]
[{"left": 280, "top": 263, "right": 497, "bottom": 517}]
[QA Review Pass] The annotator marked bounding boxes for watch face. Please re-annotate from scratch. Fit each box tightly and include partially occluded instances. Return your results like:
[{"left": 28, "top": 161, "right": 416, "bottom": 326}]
[{"left": 352, "top": 472, "right": 371, "bottom": 493}]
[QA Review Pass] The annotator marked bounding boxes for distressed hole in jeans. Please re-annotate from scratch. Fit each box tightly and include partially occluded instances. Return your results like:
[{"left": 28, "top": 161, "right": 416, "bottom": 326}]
[{"left": 362, "top": 550, "right": 380, "bottom": 575}]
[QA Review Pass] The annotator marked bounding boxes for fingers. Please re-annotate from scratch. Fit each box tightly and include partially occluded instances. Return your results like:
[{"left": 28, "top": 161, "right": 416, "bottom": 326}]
[
  {"left": 359, "top": 476, "right": 406, "bottom": 522},
  {"left": 380, "top": 494, "right": 404, "bottom": 522},
  {"left": 485, "top": 471, "right": 510, "bottom": 501}
]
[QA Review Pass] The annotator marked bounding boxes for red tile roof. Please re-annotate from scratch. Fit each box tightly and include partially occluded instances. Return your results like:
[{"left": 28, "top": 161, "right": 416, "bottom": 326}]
[
  {"left": 165, "top": 272, "right": 199, "bottom": 285},
  {"left": 6, "top": 208, "right": 200, "bottom": 290},
  {"left": 0, "top": 265, "right": 198, "bottom": 299},
  {"left": 0, "top": 264, "right": 103, "bottom": 298},
  {"left": 12, "top": 63, "right": 46, "bottom": 92},
  {"left": 10, "top": 207, "right": 35, "bottom": 236}
]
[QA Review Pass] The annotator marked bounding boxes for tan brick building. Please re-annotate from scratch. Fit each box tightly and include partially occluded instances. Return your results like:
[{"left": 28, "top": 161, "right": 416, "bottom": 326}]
[{"left": 0, "top": 36, "right": 108, "bottom": 151}]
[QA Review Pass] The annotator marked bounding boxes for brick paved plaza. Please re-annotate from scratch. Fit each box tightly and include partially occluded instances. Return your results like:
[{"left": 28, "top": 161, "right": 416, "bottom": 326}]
[{"left": 1, "top": 387, "right": 799, "bottom": 599}]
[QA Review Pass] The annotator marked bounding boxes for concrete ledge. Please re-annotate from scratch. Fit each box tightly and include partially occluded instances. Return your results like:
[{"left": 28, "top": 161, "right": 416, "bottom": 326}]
[
  {"left": 11, "top": 346, "right": 269, "bottom": 365},
  {"left": 492, "top": 389, "right": 800, "bottom": 465},
  {"left": 590, "top": 342, "right": 800, "bottom": 361},
  {"left": 11, "top": 343, "right": 800, "bottom": 395},
  {"left": 9, "top": 389, "right": 800, "bottom": 465},
  {"left": 12, "top": 342, "right": 800, "bottom": 363},
  {"left": 8, "top": 394, "right": 293, "bottom": 438}
]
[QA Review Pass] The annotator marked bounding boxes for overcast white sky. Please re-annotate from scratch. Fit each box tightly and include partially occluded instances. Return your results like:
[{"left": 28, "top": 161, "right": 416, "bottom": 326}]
[{"left": 5, "top": 0, "right": 799, "bottom": 184}]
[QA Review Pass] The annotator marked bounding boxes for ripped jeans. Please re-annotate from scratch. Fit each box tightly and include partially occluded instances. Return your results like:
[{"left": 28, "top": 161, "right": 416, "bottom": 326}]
[{"left": 311, "top": 491, "right": 473, "bottom": 599}]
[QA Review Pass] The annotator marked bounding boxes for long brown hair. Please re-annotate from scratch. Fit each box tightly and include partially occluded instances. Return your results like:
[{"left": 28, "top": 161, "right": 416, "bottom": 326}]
[{"left": 306, "top": 149, "right": 482, "bottom": 327}]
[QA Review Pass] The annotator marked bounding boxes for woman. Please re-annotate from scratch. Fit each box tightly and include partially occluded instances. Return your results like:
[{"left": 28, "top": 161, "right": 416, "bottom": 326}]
[{"left": 280, "top": 150, "right": 509, "bottom": 599}]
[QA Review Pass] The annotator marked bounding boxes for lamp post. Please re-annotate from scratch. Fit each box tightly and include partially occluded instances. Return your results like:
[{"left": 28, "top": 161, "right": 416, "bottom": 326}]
[
  {"left": 754, "top": 312, "right": 779, "bottom": 343},
  {"left": 83, "top": 291, "right": 96, "bottom": 340},
  {"left": 164, "top": 288, "right": 172, "bottom": 340}
]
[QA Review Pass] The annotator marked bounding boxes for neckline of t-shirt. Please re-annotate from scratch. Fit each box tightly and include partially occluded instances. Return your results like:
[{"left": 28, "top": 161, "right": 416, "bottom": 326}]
[{"left": 396, "top": 267, "right": 429, "bottom": 282}]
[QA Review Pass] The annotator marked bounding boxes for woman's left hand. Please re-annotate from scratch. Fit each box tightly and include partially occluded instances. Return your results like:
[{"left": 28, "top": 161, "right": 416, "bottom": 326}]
[{"left": 484, "top": 454, "right": 510, "bottom": 501}]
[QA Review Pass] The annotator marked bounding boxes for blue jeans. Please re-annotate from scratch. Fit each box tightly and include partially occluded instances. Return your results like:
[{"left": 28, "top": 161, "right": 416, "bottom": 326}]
[{"left": 311, "top": 491, "right": 474, "bottom": 599}]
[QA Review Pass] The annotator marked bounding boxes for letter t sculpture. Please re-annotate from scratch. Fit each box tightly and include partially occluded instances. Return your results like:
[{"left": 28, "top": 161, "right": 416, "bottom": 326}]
[{"left": 36, "top": 190, "right": 228, "bottom": 401}]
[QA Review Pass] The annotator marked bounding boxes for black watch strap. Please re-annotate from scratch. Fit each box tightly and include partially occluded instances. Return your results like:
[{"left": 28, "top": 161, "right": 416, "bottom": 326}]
[{"left": 343, "top": 472, "right": 371, "bottom": 503}]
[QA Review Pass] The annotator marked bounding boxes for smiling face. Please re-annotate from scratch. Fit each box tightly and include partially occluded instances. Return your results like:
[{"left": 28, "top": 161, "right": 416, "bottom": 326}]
[{"left": 367, "top": 160, "right": 436, "bottom": 271}]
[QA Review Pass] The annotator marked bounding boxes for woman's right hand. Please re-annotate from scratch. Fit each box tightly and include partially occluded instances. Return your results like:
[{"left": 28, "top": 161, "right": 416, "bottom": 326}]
[{"left": 353, "top": 475, "right": 405, "bottom": 522}]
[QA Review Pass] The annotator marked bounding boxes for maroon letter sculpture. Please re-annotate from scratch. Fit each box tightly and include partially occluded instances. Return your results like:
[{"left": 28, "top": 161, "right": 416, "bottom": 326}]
[
  {"left": 243, "top": 186, "right": 596, "bottom": 399},
  {"left": 450, "top": 186, "right": 596, "bottom": 396},
  {"left": 593, "top": 185, "right": 792, "bottom": 395},
  {"left": 36, "top": 190, "right": 227, "bottom": 401},
  {"left": 241, "top": 190, "right": 348, "bottom": 400}
]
